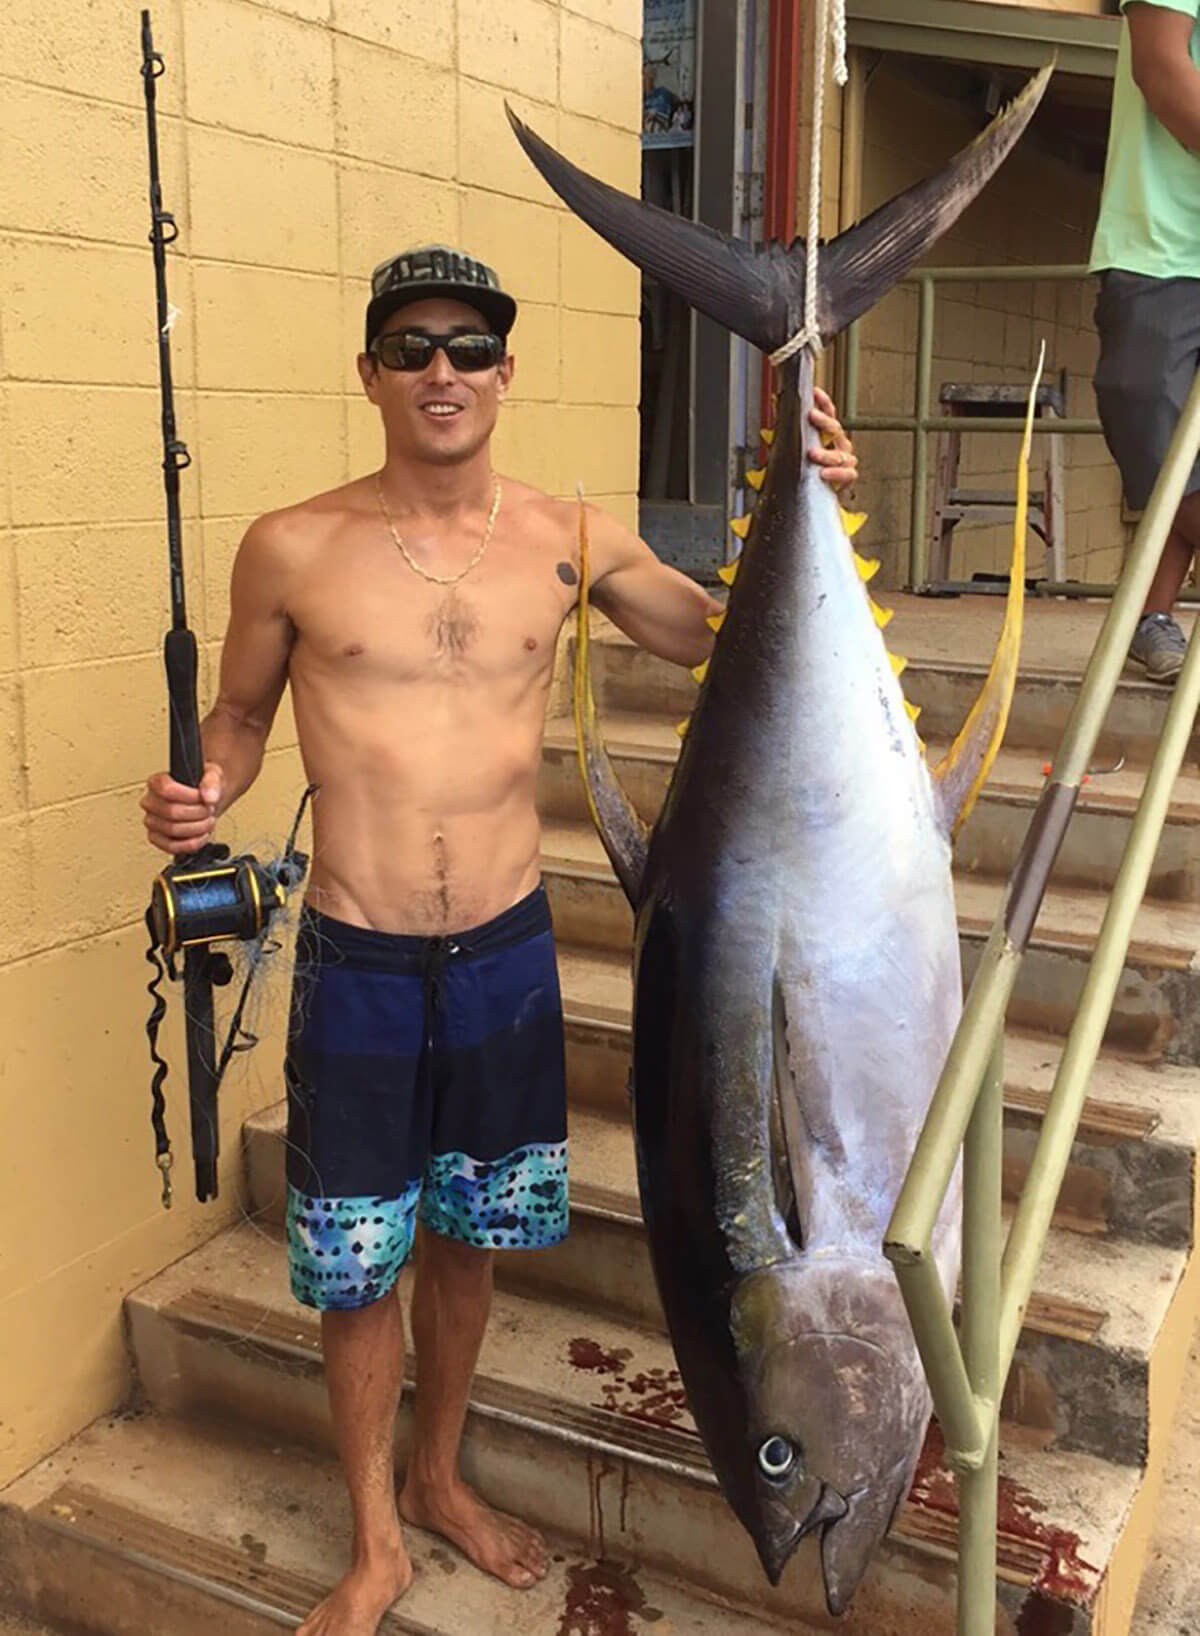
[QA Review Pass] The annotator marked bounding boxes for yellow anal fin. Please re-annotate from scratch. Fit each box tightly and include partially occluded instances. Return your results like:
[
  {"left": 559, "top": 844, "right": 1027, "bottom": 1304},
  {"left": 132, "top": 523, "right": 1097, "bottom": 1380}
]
[
  {"left": 855, "top": 552, "right": 880, "bottom": 583},
  {"left": 931, "top": 345, "right": 1041, "bottom": 838},
  {"left": 573, "top": 485, "right": 648, "bottom": 903},
  {"left": 717, "top": 560, "right": 739, "bottom": 586}
]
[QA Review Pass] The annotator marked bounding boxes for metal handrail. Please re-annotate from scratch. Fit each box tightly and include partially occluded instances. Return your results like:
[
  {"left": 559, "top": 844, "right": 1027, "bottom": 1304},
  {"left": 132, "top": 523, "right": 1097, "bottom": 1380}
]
[
  {"left": 882, "top": 369, "right": 1200, "bottom": 1635},
  {"left": 842, "top": 262, "right": 1105, "bottom": 590}
]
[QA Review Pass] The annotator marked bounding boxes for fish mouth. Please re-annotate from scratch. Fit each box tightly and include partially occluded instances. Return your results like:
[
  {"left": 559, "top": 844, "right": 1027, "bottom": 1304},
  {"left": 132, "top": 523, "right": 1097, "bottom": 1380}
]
[{"left": 758, "top": 1481, "right": 851, "bottom": 1587}]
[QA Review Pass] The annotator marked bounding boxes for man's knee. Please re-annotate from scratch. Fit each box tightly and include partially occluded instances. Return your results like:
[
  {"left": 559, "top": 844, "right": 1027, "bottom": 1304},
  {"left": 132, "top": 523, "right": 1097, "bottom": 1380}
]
[{"left": 416, "top": 1226, "right": 495, "bottom": 1289}]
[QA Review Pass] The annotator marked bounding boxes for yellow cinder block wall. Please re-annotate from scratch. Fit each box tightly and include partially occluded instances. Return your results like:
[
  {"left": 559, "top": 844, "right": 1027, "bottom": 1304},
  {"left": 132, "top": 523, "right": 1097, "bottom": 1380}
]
[{"left": 0, "top": 0, "right": 642, "bottom": 1486}]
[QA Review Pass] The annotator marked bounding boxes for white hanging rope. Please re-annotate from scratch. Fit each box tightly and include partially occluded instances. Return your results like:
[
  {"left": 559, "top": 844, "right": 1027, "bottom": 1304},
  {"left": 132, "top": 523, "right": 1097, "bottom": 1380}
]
[{"left": 769, "top": 0, "right": 847, "bottom": 368}]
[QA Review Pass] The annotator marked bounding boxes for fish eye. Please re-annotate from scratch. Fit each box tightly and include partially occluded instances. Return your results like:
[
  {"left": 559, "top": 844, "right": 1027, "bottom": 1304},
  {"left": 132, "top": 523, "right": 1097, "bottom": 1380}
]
[{"left": 758, "top": 1436, "right": 796, "bottom": 1481}]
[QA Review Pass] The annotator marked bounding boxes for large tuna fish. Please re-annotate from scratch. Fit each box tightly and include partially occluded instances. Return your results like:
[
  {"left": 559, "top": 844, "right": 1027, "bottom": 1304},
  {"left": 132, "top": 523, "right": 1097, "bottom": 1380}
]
[{"left": 510, "top": 65, "right": 1048, "bottom": 1614}]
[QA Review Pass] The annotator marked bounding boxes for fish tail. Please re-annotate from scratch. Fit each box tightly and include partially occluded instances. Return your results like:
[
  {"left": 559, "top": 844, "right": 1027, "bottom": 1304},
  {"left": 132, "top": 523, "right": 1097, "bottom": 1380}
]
[
  {"left": 507, "top": 65, "right": 1050, "bottom": 354},
  {"left": 931, "top": 344, "right": 1044, "bottom": 838},
  {"left": 572, "top": 487, "right": 648, "bottom": 905}
]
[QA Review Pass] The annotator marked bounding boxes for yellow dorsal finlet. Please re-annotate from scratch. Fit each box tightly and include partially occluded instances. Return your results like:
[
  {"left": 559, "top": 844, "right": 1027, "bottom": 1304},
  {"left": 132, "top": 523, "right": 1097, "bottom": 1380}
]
[
  {"left": 717, "top": 560, "right": 739, "bottom": 586},
  {"left": 841, "top": 509, "right": 868, "bottom": 538},
  {"left": 870, "top": 599, "right": 893, "bottom": 630},
  {"left": 760, "top": 426, "right": 775, "bottom": 445},
  {"left": 745, "top": 468, "right": 766, "bottom": 491},
  {"left": 707, "top": 611, "right": 725, "bottom": 634},
  {"left": 905, "top": 699, "right": 921, "bottom": 724},
  {"left": 889, "top": 652, "right": 908, "bottom": 678},
  {"left": 676, "top": 718, "right": 690, "bottom": 738},
  {"left": 691, "top": 659, "right": 709, "bottom": 684},
  {"left": 854, "top": 553, "right": 880, "bottom": 583},
  {"left": 730, "top": 516, "right": 751, "bottom": 540}
]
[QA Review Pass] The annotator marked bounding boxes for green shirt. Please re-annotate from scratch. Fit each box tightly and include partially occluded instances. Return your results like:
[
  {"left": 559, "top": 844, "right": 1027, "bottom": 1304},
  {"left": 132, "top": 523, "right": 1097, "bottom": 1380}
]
[{"left": 1090, "top": 0, "right": 1200, "bottom": 278}]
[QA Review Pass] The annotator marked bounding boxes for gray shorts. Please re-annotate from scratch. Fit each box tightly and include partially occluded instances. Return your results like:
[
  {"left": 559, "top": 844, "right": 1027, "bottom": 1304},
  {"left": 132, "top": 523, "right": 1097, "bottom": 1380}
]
[{"left": 1093, "top": 270, "right": 1200, "bottom": 512}]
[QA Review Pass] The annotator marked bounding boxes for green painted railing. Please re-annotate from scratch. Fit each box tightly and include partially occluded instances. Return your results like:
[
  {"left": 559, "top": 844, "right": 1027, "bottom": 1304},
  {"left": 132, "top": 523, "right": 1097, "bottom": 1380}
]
[
  {"left": 881, "top": 368, "right": 1200, "bottom": 1634},
  {"left": 842, "top": 262, "right": 1107, "bottom": 592}
]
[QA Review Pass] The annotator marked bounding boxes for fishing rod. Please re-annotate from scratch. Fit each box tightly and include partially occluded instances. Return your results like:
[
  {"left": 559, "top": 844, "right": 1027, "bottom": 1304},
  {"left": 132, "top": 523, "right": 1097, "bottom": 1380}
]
[{"left": 139, "top": 10, "right": 313, "bottom": 1208}]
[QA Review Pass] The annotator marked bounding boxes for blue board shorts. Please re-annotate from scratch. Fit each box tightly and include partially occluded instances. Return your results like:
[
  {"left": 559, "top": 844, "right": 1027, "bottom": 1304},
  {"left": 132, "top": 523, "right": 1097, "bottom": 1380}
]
[{"left": 283, "top": 883, "right": 568, "bottom": 1312}]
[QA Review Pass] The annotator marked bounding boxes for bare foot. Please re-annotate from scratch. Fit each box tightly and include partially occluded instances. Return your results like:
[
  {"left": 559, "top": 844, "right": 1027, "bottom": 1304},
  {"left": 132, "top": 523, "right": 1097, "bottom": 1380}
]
[
  {"left": 297, "top": 1543, "right": 413, "bottom": 1636},
  {"left": 399, "top": 1476, "right": 548, "bottom": 1590}
]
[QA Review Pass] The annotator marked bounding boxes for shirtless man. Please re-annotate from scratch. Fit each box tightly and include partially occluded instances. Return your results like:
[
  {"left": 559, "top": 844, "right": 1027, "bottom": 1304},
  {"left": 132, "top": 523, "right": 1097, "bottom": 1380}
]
[{"left": 141, "top": 244, "right": 858, "bottom": 1636}]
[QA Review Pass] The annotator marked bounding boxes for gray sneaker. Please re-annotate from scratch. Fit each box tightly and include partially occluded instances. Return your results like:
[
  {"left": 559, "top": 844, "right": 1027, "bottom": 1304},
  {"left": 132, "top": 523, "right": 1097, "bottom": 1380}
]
[{"left": 1129, "top": 611, "right": 1187, "bottom": 682}]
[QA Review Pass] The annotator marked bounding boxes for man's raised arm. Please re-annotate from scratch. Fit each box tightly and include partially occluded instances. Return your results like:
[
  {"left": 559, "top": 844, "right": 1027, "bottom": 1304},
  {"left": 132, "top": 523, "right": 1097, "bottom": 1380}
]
[
  {"left": 1128, "top": 2, "right": 1200, "bottom": 153},
  {"left": 587, "top": 385, "right": 859, "bottom": 669}
]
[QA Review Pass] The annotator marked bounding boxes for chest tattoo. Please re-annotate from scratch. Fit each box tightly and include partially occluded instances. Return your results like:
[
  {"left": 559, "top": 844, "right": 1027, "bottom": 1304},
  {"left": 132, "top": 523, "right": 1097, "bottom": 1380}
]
[{"left": 556, "top": 561, "right": 578, "bottom": 586}]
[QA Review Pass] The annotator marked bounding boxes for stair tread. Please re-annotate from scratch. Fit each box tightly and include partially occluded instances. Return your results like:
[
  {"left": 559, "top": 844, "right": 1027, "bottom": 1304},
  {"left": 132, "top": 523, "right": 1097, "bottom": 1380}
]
[
  {"left": 556, "top": 940, "right": 1200, "bottom": 1152},
  {"left": 0, "top": 1408, "right": 786, "bottom": 1636},
  {"left": 543, "top": 710, "right": 1200, "bottom": 820},
  {"left": 540, "top": 818, "right": 1200, "bottom": 967},
  {"left": 122, "top": 1222, "right": 1138, "bottom": 1607}
]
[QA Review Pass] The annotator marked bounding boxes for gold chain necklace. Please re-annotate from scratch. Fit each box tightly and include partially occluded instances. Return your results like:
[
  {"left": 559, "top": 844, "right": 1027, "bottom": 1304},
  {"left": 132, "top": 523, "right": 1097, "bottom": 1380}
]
[{"left": 376, "top": 474, "right": 502, "bottom": 587}]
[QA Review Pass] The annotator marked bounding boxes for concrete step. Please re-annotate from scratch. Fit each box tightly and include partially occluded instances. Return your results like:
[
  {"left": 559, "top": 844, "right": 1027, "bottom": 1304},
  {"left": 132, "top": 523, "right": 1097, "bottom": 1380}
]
[
  {"left": 539, "top": 819, "right": 1200, "bottom": 1062},
  {"left": 242, "top": 1095, "right": 1192, "bottom": 1470},
  {"left": 551, "top": 944, "right": 1200, "bottom": 1251},
  {"left": 581, "top": 600, "right": 1200, "bottom": 767},
  {"left": 115, "top": 1222, "right": 1149, "bottom": 1633},
  {"left": 539, "top": 711, "right": 1200, "bottom": 902},
  {"left": 0, "top": 1407, "right": 790, "bottom": 1636}
]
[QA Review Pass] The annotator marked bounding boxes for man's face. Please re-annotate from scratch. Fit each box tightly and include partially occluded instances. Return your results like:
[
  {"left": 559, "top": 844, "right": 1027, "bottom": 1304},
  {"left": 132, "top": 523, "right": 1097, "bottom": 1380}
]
[{"left": 358, "top": 297, "right": 515, "bottom": 466}]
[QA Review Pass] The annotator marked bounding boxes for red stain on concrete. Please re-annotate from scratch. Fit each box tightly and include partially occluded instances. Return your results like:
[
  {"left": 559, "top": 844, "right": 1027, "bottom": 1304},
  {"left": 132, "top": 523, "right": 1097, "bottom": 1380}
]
[
  {"left": 565, "top": 1341, "right": 692, "bottom": 1429},
  {"left": 910, "top": 1425, "right": 1100, "bottom": 1607},
  {"left": 568, "top": 1337, "right": 632, "bottom": 1375},
  {"left": 556, "top": 1560, "right": 662, "bottom": 1634}
]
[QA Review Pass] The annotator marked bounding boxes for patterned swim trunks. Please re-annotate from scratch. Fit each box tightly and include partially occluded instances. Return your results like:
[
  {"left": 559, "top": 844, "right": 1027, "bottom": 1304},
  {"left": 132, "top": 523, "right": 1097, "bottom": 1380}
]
[{"left": 284, "top": 884, "right": 568, "bottom": 1312}]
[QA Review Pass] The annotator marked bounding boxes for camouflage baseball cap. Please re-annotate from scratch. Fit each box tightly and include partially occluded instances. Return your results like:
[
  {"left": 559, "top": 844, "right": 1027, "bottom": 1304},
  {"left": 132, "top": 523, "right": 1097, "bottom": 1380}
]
[{"left": 364, "top": 245, "right": 518, "bottom": 351}]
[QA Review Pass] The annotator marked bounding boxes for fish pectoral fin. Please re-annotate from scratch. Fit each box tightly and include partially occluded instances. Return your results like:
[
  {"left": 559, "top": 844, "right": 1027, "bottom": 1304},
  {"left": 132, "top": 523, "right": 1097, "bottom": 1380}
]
[
  {"left": 770, "top": 978, "right": 809, "bottom": 1253},
  {"left": 931, "top": 345, "right": 1042, "bottom": 839},
  {"left": 572, "top": 489, "right": 648, "bottom": 906}
]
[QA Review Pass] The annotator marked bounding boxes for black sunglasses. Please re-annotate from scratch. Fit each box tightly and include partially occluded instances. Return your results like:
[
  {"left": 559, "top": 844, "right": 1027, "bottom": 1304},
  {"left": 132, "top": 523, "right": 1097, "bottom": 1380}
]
[{"left": 371, "top": 330, "right": 506, "bottom": 373}]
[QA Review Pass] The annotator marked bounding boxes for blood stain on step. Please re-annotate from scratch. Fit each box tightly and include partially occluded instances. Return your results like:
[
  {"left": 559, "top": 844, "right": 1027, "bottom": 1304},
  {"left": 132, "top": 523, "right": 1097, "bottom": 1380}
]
[
  {"left": 239, "top": 1532, "right": 267, "bottom": 1563},
  {"left": 1015, "top": 1592, "right": 1077, "bottom": 1636},
  {"left": 556, "top": 1559, "right": 663, "bottom": 1634},
  {"left": 566, "top": 1341, "right": 692, "bottom": 1429},
  {"left": 568, "top": 1337, "right": 632, "bottom": 1375},
  {"left": 428, "top": 1545, "right": 458, "bottom": 1575},
  {"left": 910, "top": 1425, "right": 1100, "bottom": 1604}
]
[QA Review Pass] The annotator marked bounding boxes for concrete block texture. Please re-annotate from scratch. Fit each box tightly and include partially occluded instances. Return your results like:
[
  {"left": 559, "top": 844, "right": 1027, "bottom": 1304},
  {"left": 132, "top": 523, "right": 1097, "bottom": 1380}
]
[{"left": 1, "top": 0, "right": 640, "bottom": 1495}]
